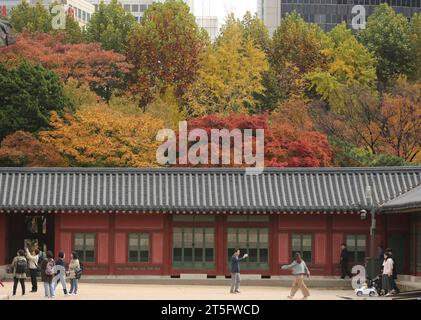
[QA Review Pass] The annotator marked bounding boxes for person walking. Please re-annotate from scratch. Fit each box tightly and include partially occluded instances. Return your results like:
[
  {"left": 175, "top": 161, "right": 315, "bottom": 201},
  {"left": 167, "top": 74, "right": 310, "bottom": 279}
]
[
  {"left": 281, "top": 252, "right": 311, "bottom": 299},
  {"left": 41, "top": 251, "right": 55, "bottom": 298},
  {"left": 53, "top": 251, "right": 68, "bottom": 295},
  {"left": 68, "top": 251, "right": 81, "bottom": 295},
  {"left": 340, "top": 243, "right": 352, "bottom": 279},
  {"left": 25, "top": 247, "right": 39, "bottom": 293},
  {"left": 11, "top": 249, "right": 27, "bottom": 296},
  {"left": 381, "top": 251, "right": 393, "bottom": 296},
  {"left": 230, "top": 249, "right": 248, "bottom": 294}
]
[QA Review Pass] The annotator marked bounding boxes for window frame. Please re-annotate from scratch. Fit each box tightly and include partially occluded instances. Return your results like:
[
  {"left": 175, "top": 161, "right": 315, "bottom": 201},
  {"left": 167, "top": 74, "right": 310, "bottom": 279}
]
[
  {"left": 128, "top": 233, "right": 151, "bottom": 264},
  {"left": 74, "top": 232, "right": 96, "bottom": 263}
]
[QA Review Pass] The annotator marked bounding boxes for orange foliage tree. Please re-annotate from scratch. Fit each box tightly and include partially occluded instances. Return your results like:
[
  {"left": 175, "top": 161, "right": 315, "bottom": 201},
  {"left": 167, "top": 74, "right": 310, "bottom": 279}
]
[
  {"left": 0, "top": 32, "right": 132, "bottom": 101},
  {"left": 0, "top": 131, "right": 67, "bottom": 167},
  {"left": 39, "top": 104, "right": 165, "bottom": 167}
]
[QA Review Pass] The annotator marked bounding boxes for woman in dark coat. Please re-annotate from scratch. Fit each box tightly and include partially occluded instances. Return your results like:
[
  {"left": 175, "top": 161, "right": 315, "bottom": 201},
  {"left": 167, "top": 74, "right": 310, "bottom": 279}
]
[{"left": 41, "top": 251, "right": 55, "bottom": 298}]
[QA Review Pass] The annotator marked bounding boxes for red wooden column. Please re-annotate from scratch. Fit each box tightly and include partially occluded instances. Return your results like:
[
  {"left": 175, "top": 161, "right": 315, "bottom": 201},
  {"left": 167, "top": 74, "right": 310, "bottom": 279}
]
[
  {"left": 215, "top": 215, "right": 225, "bottom": 276},
  {"left": 54, "top": 212, "right": 61, "bottom": 258},
  {"left": 270, "top": 215, "right": 279, "bottom": 275},
  {"left": 326, "top": 215, "right": 333, "bottom": 275},
  {"left": 0, "top": 213, "right": 6, "bottom": 264},
  {"left": 162, "top": 214, "right": 172, "bottom": 275},
  {"left": 108, "top": 213, "right": 116, "bottom": 275}
]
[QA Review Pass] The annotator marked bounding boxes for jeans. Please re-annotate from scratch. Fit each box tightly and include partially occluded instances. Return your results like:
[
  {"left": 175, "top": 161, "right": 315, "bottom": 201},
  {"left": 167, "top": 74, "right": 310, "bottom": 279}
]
[
  {"left": 29, "top": 269, "right": 38, "bottom": 292},
  {"left": 230, "top": 273, "right": 240, "bottom": 292},
  {"left": 13, "top": 277, "right": 25, "bottom": 295},
  {"left": 69, "top": 279, "right": 78, "bottom": 294},
  {"left": 44, "top": 281, "right": 55, "bottom": 298},
  {"left": 381, "top": 274, "right": 392, "bottom": 294},
  {"left": 53, "top": 273, "right": 68, "bottom": 294}
]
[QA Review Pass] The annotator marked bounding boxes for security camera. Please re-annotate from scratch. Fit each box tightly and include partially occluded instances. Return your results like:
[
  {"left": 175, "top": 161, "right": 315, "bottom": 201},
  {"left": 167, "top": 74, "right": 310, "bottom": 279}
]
[{"left": 360, "top": 209, "right": 367, "bottom": 220}]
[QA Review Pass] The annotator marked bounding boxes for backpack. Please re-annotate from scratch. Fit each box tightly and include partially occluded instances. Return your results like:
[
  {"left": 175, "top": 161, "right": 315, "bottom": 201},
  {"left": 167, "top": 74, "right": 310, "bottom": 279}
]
[
  {"left": 15, "top": 258, "right": 27, "bottom": 274},
  {"left": 45, "top": 259, "right": 54, "bottom": 276},
  {"left": 75, "top": 262, "right": 84, "bottom": 280}
]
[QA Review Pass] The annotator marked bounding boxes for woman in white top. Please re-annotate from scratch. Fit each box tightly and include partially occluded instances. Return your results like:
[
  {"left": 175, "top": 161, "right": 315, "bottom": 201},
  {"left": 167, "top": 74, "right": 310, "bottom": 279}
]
[{"left": 382, "top": 252, "right": 393, "bottom": 296}]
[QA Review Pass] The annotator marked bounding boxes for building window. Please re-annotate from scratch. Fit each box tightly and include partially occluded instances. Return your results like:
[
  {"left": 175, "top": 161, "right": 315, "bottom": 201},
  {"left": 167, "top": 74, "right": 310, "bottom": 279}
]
[
  {"left": 128, "top": 233, "right": 150, "bottom": 263},
  {"left": 74, "top": 233, "right": 95, "bottom": 262},
  {"left": 173, "top": 228, "right": 214, "bottom": 269},
  {"left": 227, "top": 228, "right": 269, "bottom": 270},
  {"left": 346, "top": 234, "right": 367, "bottom": 263},
  {"left": 291, "top": 234, "right": 312, "bottom": 262}
]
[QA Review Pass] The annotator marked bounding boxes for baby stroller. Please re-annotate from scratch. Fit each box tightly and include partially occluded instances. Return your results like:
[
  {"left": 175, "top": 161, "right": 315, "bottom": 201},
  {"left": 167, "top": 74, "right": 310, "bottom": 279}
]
[{"left": 367, "top": 274, "right": 383, "bottom": 295}]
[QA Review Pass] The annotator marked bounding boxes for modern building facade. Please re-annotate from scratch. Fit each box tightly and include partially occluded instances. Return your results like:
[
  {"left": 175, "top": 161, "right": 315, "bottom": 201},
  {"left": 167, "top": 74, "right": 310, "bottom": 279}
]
[
  {"left": 1, "top": 167, "right": 420, "bottom": 277},
  {"left": 196, "top": 15, "right": 218, "bottom": 42},
  {"left": 257, "top": 0, "right": 421, "bottom": 33}
]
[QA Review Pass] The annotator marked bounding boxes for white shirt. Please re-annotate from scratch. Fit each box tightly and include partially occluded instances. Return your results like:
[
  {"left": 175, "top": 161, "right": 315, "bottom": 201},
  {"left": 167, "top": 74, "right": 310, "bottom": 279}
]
[{"left": 382, "top": 258, "right": 394, "bottom": 276}]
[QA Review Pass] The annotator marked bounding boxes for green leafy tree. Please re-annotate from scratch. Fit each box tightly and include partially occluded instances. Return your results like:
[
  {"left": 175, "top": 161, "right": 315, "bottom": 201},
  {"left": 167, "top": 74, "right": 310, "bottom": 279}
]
[
  {"left": 0, "top": 61, "right": 71, "bottom": 140},
  {"left": 86, "top": 0, "right": 136, "bottom": 53},
  {"left": 410, "top": 13, "right": 421, "bottom": 80},
  {"left": 359, "top": 3, "right": 414, "bottom": 84},
  {"left": 10, "top": 0, "right": 52, "bottom": 33},
  {"left": 127, "top": 0, "right": 206, "bottom": 107},
  {"left": 271, "top": 12, "right": 331, "bottom": 99},
  {"left": 240, "top": 11, "right": 271, "bottom": 53},
  {"left": 307, "top": 23, "right": 377, "bottom": 112}
]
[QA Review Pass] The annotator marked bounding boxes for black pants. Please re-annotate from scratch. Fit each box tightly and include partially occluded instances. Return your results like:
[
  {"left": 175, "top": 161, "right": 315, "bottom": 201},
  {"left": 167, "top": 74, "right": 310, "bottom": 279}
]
[
  {"left": 13, "top": 277, "right": 25, "bottom": 295},
  {"left": 390, "top": 277, "right": 400, "bottom": 293},
  {"left": 341, "top": 262, "right": 352, "bottom": 278},
  {"left": 29, "top": 269, "right": 38, "bottom": 292}
]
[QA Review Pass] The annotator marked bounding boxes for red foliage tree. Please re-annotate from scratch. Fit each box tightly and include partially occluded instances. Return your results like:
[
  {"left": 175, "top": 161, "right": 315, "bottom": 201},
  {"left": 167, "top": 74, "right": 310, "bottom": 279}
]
[
  {"left": 173, "top": 109, "right": 332, "bottom": 168},
  {"left": 0, "top": 32, "right": 132, "bottom": 101},
  {"left": 0, "top": 131, "right": 67, "bottom": 167}
]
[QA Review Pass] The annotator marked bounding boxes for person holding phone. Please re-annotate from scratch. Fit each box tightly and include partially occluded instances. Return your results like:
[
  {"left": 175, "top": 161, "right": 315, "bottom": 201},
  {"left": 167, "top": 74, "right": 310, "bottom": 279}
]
[{"left": 230, "top": 248, "right": 248, "bottom": 294}]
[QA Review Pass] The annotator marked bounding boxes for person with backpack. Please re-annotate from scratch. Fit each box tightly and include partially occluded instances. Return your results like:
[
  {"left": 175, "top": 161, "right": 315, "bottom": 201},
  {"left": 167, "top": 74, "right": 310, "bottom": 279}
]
[
  {"left": 41, "top": 251, "right": 55, "bottom": 298},
  {"left": 281, "top": 252, "right": 311, "bottom": 300},
  {"left": 11, "top": 249, "right": 27, "bottom": 296},
  {"left": 68, "top": 251, "right": 81, "bottom": 295},
  {"left": 25, "top": 247, "right": 39, "bottom": 293}
]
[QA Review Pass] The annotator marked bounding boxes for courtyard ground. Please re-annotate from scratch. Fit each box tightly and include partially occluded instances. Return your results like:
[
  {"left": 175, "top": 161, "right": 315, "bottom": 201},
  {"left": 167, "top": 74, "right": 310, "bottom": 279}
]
[{"left": 0, "top": 282, "right": 390, "bottom": 300}]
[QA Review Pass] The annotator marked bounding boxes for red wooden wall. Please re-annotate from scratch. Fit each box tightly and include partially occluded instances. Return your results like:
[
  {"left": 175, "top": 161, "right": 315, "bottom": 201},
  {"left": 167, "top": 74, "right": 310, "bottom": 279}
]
[
  {"left": 52, "top": 212, "right": 414, "bottom": 276},
  {"left": 0, "top": 213, "right": 6, "bottom": 265}
]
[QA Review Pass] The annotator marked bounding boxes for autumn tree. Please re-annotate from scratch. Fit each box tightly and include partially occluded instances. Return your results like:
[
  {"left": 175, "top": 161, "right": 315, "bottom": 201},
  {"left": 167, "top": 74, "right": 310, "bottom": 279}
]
[
  {"left": 307, "top": 23, "right": 377, "bottom": 112},
  {"left": 271, "top": 12, "right": 331, "bottom": 99},
  {"left": 174, "top": 109, "right": 331, "bottom": 168},
  {"left": 86, "top": 0, "right": 136, "bottom": 53},
  {"left": 359, "top": 3, "right": 414, "bottom": 84},
  {"left": 0, "top": 131, "right": 67, "bottom": 167},
  {"left": 127, "top": 0, "right": 206, "bottom": 106},
  {"left": 0, "top": 32, "right": 132, "bottom": 102},
  {"left": 314, "top": 78, "right": 421, "bottom": 162},
  {"left": 39, "top": 104, "right": 165, "bottom": 167},
  {"left": 186, "top": 15, "right": 269, "bottom": 116},
  {"left": 0, "top": 61, "right": 70, "bottom": 140}
]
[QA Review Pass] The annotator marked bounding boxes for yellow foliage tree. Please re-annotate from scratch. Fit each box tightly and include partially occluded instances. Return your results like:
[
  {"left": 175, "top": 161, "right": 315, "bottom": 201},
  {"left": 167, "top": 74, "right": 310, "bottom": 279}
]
[
  {"left": 39, "top": 104, "right": 165, "bottom": 167},
  {"left": 186, "top": 15, "right": 269, "bottom": 116}
]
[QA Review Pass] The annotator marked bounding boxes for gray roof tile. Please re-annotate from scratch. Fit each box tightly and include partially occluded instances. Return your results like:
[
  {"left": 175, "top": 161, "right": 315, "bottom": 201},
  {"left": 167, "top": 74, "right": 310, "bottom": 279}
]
[{"left": 0, "top": 167, "right": 420, "bottom": 212}]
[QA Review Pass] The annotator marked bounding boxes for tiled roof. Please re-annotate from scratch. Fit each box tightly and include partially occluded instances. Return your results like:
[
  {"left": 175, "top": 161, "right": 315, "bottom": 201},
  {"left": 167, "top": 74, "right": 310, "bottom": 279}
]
[
  {"left": 0, "top": 167, "right": 421, "bottom": 213},
  {"left": 380, "top": 184, "right": 421, "bottom": 213}
]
